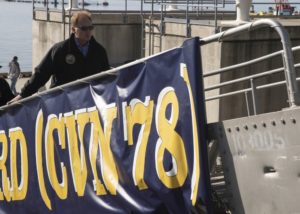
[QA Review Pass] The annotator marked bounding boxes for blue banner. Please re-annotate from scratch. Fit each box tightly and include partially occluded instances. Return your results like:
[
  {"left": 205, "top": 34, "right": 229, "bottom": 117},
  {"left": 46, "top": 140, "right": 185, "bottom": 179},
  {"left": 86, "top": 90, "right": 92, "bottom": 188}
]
[{"left": 0, "top": 38, "right": 210, "bottom": 213}]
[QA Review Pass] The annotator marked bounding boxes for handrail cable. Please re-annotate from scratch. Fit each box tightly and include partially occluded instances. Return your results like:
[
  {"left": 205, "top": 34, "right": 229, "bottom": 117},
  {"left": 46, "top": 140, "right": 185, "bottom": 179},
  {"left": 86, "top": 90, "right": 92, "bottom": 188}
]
[
  {"left": 200, "top": 18, "right": 300, "bottom": 107},
  {"left": 205, "top": 63, "right": 300, "bottom": 102},
  {"left": 203, "top": 46, "right": 300, "bottom": 78}
]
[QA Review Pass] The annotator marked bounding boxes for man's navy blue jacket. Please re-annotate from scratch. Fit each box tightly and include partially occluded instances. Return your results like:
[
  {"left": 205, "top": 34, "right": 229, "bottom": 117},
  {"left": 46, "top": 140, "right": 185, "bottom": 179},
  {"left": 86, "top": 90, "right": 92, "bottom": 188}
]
[{"left": 21, "top": 33, "right": 109, "bottom": 98}]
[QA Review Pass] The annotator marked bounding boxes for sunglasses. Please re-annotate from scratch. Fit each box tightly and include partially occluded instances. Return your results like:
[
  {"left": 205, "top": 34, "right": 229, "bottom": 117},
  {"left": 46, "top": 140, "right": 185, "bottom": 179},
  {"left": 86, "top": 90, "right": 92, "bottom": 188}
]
[{"left": 76, "top": 25, "right": 94, "bottom": 31}]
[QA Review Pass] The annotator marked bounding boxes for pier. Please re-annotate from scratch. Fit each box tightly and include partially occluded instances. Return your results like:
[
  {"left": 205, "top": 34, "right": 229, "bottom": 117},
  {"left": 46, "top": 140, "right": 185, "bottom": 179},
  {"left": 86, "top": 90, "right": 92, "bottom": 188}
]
[
  {"left": 1, "top": 1, "right": 300, "bottom": 213},
  {"left": 32, "top": 0, "right": 300, "bottom": 123}
]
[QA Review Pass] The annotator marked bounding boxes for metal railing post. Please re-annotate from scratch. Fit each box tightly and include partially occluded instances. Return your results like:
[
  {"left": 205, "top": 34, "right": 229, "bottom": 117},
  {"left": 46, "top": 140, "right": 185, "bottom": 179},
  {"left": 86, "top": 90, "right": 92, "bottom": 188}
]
[
  {"left": 250, "top": 78, "right": 258, "bottom": 115},
  {"left": 186, "top": 0, "right": 190, "bottom": 37},
  {"left": 124, "top": 0, "right": 128, "bottom": 24},
  {"left": 245, "top": 91, "right": 251, "bottom": 116},
  {"left": 46, "top": 0, "right": 49, "bottom": 21},
  {"left": 274, "top": 25, "right": 300, "bottom": 107},
  {"left": 32, "top": 0, "right": 35, "bottom": 20},
  {"left": 140, "top": 0, "right": 145, "bottom": 57}
]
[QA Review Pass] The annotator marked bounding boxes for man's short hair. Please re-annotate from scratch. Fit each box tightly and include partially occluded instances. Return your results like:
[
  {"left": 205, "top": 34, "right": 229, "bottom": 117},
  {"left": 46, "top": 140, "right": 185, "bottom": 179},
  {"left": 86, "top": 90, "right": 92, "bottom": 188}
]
[
  {"left": 71, "top": 11, "right": 92, "bottom": 27},
  {"left": 13, "top": 56, "right": 18, "bottom": 61}
]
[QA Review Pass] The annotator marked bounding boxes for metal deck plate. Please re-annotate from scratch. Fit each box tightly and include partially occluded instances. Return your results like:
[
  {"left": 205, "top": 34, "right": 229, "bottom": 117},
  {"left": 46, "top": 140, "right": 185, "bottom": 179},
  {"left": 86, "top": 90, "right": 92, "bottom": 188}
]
[{"left": 210, "top": 107, "right": 300, "bottom": 214}]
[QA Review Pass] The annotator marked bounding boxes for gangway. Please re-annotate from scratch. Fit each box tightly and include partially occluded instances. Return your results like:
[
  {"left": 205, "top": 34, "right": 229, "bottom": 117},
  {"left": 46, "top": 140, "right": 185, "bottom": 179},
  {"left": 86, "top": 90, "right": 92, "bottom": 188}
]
[
  {"left": 2, "top": 16, "right": 300, "bottom": 213},
  {"left": 201, "top": 19, "right": 300, "bottom": 213}
]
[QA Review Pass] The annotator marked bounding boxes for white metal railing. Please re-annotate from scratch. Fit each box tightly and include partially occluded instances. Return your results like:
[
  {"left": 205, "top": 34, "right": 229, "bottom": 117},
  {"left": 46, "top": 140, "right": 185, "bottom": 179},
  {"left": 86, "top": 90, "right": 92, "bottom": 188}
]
[{"left": 201, "top": 19, "right": 300, "bottom": 115}]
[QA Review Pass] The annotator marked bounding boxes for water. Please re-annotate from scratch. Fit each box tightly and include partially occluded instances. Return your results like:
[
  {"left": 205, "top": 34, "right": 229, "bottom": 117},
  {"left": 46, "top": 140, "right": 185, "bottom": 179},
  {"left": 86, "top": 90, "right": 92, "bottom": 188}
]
[
  {"left": 0, "top": 0, "right": 297, "bottom": 73},
  {"left": 0, "top": 0, "right": 151, "bottom": 73},
  {"left": 0, "top": 0, "right": 32, "bottom": 73}
]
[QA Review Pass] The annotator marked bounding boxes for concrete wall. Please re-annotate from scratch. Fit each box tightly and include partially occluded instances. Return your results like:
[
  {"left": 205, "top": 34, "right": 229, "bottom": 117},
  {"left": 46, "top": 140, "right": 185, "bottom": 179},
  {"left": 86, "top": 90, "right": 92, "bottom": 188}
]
[
  {"left": 32, "top": 10, "right": 142, "bottom": 70},
  {"left": 32, "top": 14, "right": 65, "bottom": 72},
  {"left": 144, "top": 20, "right": 222, "bottom": 123},
  {"left": 91, "top": 14, "right": 142, "bottom": 66},
  {"left": 218, "top": 24, "right": 300, "bottom": 121}
]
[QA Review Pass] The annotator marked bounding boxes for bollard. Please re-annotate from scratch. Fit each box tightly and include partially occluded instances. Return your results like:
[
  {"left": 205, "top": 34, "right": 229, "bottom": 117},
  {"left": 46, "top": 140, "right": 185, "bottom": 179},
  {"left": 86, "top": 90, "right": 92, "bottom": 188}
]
[
  {"left": 236, "top": 0, "right": 252, "bottom": 22},
  {"left": 222, "top": 0, "right": 252, "bottom": 25}
]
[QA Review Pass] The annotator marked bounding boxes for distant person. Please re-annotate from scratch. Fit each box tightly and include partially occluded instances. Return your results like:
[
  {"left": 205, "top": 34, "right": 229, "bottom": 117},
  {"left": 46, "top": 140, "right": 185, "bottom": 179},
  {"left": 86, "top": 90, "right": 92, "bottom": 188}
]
[
  {"left": 8, "top": 56, "right": 21, "bottom": 95},
  {"left": 0, "top": 77, "right": 15, "bottom": 107},
  {"left": 8, "top": 10, "right": 109, "bottom": 104}
]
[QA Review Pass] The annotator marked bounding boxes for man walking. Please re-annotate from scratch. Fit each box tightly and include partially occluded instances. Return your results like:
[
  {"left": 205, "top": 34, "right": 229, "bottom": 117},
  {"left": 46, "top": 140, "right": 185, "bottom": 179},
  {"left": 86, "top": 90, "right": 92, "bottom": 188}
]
[{"left": 8, "top": 56, "right": 21, "bottom": 95}]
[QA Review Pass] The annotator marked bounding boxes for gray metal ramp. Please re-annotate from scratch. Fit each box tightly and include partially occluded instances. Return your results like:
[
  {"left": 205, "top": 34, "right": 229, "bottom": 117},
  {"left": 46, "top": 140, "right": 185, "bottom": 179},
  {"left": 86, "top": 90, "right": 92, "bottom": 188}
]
[{"left": 209, "top": 107, "right": 300, "bottom": 214}]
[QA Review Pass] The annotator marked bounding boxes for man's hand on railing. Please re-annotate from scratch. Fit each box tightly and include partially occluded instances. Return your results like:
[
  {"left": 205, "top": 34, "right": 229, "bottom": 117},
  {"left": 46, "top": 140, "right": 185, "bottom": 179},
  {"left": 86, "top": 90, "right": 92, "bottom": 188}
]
[{"left": 7, "top": 94, "right": 23, "bottom": 105}]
